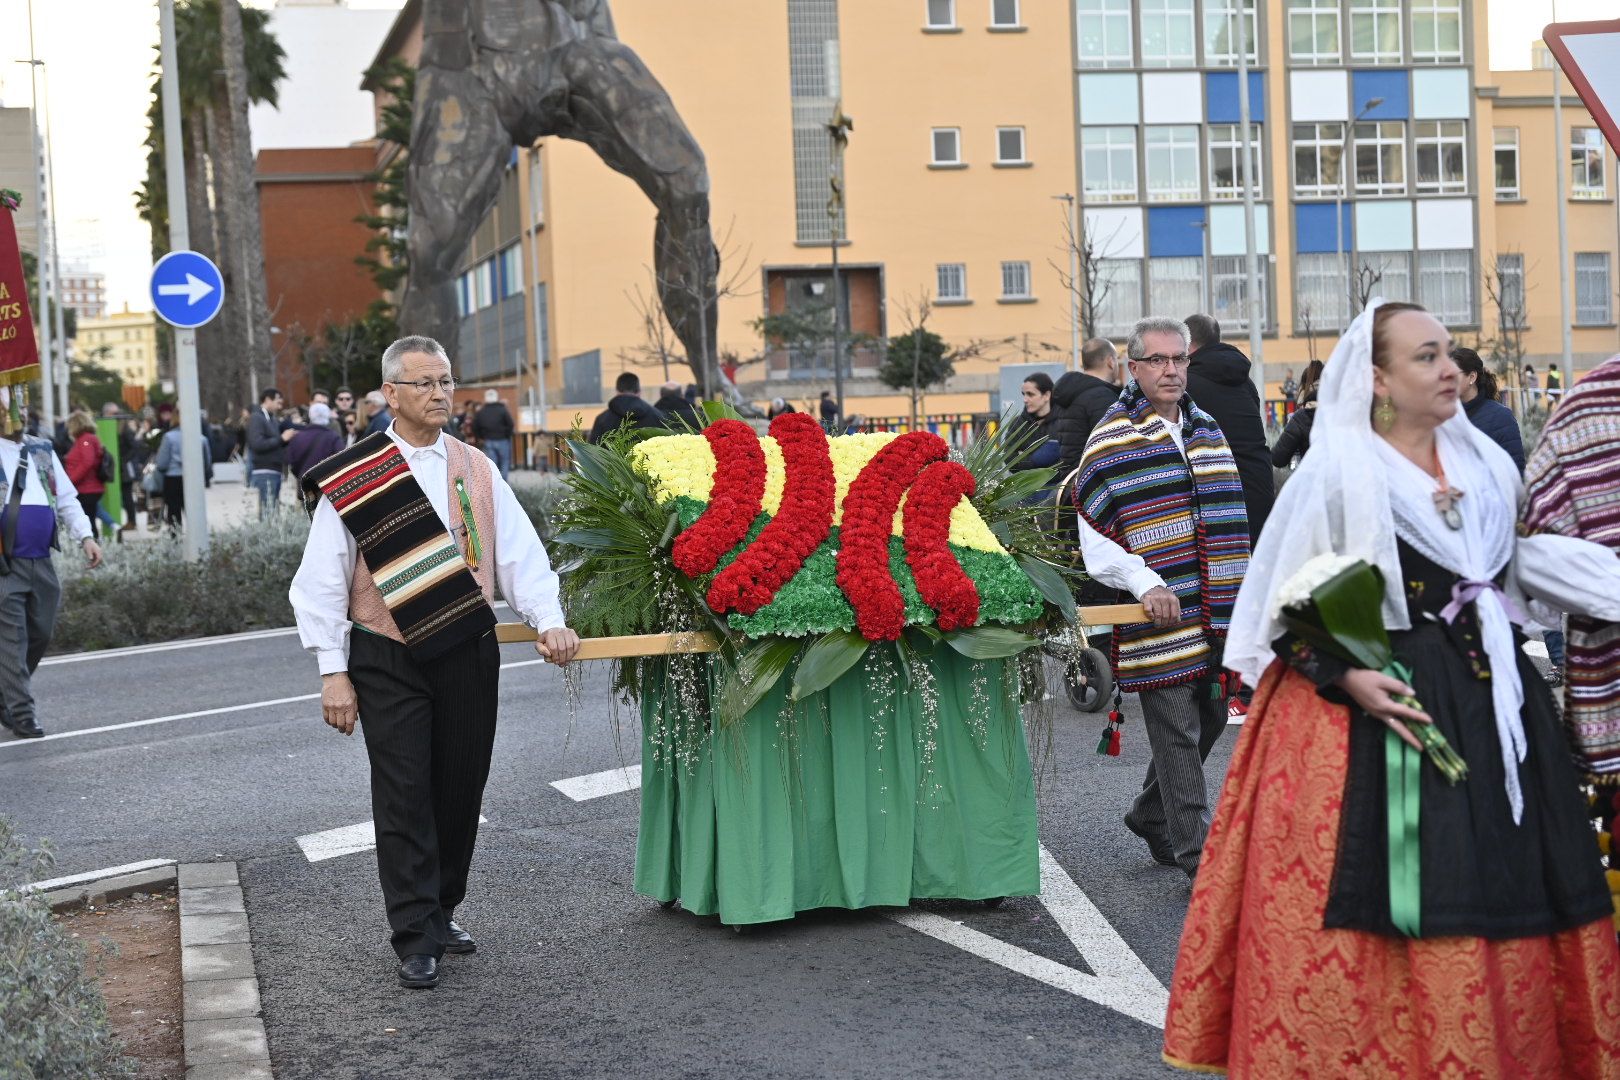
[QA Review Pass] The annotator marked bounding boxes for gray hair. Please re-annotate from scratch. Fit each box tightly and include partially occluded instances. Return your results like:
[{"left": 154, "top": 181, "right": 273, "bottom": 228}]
[
  {"left": 308, "top": 402, "right": 332, "bottom": 427},
  {"left": 1125, "top": 317, "right": 1191, "bottom": 360},
  {"left": 380, "top": 335, "right": 451, "bottom": 383}
]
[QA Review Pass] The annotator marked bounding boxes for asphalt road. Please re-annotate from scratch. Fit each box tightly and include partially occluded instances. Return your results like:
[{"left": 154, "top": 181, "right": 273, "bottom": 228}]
[{"left": 1, "top": 625, "right": 1236, "bottom": 1079}]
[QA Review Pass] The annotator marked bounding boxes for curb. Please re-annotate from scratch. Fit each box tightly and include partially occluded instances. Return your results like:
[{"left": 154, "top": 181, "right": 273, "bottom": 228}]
[
  {"left": 178, "top": 862, "right": 274, "bottom": 1080},
  {"left": 44, "top": 864, "right": 178, "bottom": 914}
]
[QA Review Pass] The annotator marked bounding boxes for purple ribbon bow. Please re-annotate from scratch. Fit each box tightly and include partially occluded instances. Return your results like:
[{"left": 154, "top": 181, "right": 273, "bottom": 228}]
[{"left": 1440, "top": 579, "right": 1525, "bottom": 626}]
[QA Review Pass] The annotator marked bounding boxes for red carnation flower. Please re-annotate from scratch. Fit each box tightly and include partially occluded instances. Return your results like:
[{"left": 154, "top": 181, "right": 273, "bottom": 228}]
[
  {"left": 836, "top": 431, "right": 949, "bottom": 641},
  {"left": 673, "top": 420, "right": 766, "bottom": 578}
]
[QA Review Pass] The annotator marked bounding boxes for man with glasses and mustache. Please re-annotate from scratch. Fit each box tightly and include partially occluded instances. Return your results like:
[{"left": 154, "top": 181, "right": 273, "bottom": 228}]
[
  {"left": 1071, "top": 316, "right": 1251, "bottom": 880},
  {"left": 290, "top": 335, "right": 579, "bottom": 989}
]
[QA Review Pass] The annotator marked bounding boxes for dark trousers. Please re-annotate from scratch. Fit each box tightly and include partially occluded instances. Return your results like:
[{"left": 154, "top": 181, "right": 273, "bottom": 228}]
[
  {"left": 0, "top": 556, "right": 60, "bottom": 728},
  {"left": 162, "top": 475, "right": 185, "bottom": 527},
  {"left": 349, "top": 628, "right": 500, "bottom": 959},
  {"left": 1126, "top": 680, "right": 1229, "bottom": 876},
  {"left": 77, "top": 494, "right": 100, "bottom": 539}
]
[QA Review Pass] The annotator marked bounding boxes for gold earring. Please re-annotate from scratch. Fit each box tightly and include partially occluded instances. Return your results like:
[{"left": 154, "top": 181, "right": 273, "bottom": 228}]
[{"left": 1374, "top": 396, "right": 1397, "bottom": 433}]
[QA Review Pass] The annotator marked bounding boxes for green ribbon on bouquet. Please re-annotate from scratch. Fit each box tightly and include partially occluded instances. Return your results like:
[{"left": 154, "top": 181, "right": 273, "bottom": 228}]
[{"left": 1383, "top": 658, "right": 1423, "bottom": 938}]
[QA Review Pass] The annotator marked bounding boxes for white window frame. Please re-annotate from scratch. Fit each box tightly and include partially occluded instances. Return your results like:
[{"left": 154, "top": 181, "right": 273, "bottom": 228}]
[
  {"left": 1145, "top": 125, "right": 1202, "bottom": 202},
  {"left": 1077, "top": 0, "right": 1133, "bottom": 68},
  {"left": 1353, "top": 120, "right": 1406, "bottom": 196},
  {"left": 1082, "top": 126, "right": 1139, "bottom": 203},
  {"left": 1572, "top": 128, "right": 1607, "bottom": 200},
  {"left": 1414, "top": 120, "right": 1467, "bottom": 194},
  {"left": 1203, "top": 0, "right": 1258, "bottom": 69},
  {"left": 1576, "top": 252, "right": 1612, "bottom": 325},
  {"left": 1287, "top": 0, "right": 1341, "bottom": 64},
  {"left": 926, "top": 0, "right": 956, "bottom": 29},
  {"left": 1292, "top": 122, "right": 1345, "bottom": 198},
  {"left": 937, "top": 262, "right": 969, "bottom": 302},
  {"left": 1493, "top": 127, "right": 1520, "bottom": 200},
  {"left": 1095, "top": 258, "right": 1144, "bottom": 336},
  {"left": 1349, "top": 0, "right": 1402, "bottom": 65},
  {"left": 1139, "top": 0, "right": 1197, "bottom": 68},
  {"left": 990, "top": 0, "right": 1020, "bottom": 29},
  {"left": 1295, "top": 252, "right": 1351, "bottom": 332},
  {"left": 995, "top": 126, "right": 1028, "bottom": 164},
  {"left": 931, "top": 126, "right": 963, "bottom": 165},
  {"left": 1001, "top": 260, "right": 1033, "bottom": 299},
  {"left": 1417, "top": 250, "right": 1475, "bottom": 326},
  {"left": 1410, "top": 0, "right": 1464, "bottom": 64},
  {"left": 1208, "top": 123, "right": 1263, "bottom": 199},
  {"left": 1210, "top": 255, "right": 1270, "bottom": 331}
]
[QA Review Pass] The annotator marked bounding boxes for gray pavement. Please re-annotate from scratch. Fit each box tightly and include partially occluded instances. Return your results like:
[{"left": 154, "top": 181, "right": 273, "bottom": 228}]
[{"left": 1, "top": 626, "right": 1229, "bottom": 1079}]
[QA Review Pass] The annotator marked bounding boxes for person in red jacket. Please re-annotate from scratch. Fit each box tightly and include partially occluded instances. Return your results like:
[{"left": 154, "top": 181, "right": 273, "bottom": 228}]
[{"left": 62, "top": 411, "right": 106, "bottom": 539}]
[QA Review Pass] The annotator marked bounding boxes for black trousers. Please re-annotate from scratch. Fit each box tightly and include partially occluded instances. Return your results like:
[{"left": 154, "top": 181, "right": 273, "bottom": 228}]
[{"left": 349, "top": 628, "right": 500, "bottom": 959}]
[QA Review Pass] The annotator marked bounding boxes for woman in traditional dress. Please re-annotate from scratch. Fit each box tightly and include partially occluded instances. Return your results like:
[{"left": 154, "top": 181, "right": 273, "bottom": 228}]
[{"left": 1162, "top": 300, "right": 1620, "bottom": 1077}]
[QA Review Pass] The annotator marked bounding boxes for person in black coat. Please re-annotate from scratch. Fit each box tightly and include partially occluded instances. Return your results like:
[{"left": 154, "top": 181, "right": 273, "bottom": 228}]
[
  {"left": 1048, "top": 337, "right": 1123, "bottom": 482},
  {"left": 1183, "top": 314, "right": 1274, "bottom": 541},
  {"left": 653, "top": 380, "right": 703, "bottom": 430},
  {"left": 819, "top": 390, "right": 840, "bottom": 433},
  {"left": 1271, "top": 359, "right": 1322, "bottom": 469},
  {"left": 1453, "top": 346, "right": 1525, "bottom": 472},
  {"left": 589, "top": 372, "right": 663, "bottom": 442}
]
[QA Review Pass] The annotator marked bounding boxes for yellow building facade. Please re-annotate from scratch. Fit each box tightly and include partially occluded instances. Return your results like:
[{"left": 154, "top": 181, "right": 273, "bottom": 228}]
[
  {"left": 75, "top": 305, "right": 160, "bottom": 395},
  {"left": 369, "top": 1, "right": 1620, "bottom": 424}
]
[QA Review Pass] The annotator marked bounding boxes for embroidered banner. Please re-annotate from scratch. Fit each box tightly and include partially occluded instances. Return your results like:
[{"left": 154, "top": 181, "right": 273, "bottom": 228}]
[{"left": 0, "top": 192, "right": 39, "bottom": 391}]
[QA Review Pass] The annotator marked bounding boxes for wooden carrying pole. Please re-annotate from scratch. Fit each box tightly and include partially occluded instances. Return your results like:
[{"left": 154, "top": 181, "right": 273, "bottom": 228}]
[{"left": 495, "top": 603, "right": 1149, "bottom": 658}]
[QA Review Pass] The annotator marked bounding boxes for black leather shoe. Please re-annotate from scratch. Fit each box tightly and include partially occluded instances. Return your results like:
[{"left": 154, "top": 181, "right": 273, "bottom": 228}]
[
  {"left": 444, "top": 921, "right": 476, "bottom": 955},
  {"left": 397, "top": 954, "right": 438, "bottom": 989},
  {"left": 1123, "top": 815, "right": 1178, "bottom": 868},
  {"left": 0, "top": 715, "right": 44, "bottom": 739}
]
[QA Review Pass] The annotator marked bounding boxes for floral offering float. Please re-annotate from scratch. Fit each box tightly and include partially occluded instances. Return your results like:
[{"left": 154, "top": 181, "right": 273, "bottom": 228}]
[{"left": 553, "top": 408, "right": 1076, "bottom": 927}]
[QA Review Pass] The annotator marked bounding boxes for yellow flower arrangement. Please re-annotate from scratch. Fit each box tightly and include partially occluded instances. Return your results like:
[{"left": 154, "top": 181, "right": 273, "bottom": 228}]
[{"left": 630, "top": 431, "right": 1006, "bottom": 554}]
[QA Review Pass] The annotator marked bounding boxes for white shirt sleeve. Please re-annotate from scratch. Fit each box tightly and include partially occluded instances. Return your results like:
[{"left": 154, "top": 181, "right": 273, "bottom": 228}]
[
  {"left": 288, "top": 495, "right": 357, "bottom": 675},
  {"left": 492, "top": 476, "right": 566, "bottom": 632},
  {"left": 1078, "top": 515, "right": 1167, "bottom": 599},
  {"left": 49, "top": 450, "right": 93, "bottom": 543}
]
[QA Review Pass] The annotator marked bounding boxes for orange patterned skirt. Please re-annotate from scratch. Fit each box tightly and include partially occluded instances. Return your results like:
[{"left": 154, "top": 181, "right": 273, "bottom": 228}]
[{"left": 1162, "top": 662, "right": 1620, "bottom": 1078}]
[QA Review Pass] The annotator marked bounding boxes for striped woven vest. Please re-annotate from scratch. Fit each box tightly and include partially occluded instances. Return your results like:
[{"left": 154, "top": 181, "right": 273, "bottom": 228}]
[
  {"left": 1074, "top": 388, "right": 1250, "bottom": 691},
  {"left": 301, "top": 432, "right": 496, "bottom": 663}
]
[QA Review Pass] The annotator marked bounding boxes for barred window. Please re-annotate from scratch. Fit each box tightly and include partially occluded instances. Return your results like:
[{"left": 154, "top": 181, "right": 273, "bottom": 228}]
[
  {"left": 1356, "top": 252, "right": 1412, "bottom": 305},
  {"left": 937, "top": 263, "right": 968, "bottom": 301},
  {"left": 1148, "top": 257, "right": 1204, "bottom": 319},
  {"left": 1417, "top": 251, "right": 1475, "bottom": 326},
  {"left": 1495, "top": 253, "right": 1525, "bottom": 329},
  {"left": 1210, "top": 255, "right": 1269, "bottom": 331},
  {"left": 1576, "top": 252, "right": 1612, "bottom": 325},
  {"left": 1001, "top": 261, "right": 1032, "bottom": 299},
  {"left": 789, "top": 0, "right": 843, "bottom": 243}
]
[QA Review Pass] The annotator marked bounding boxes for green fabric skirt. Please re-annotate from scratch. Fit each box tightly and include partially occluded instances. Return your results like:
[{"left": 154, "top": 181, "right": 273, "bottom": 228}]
[{"left": 633, "top": 647, "right": 1040, "bottom": 925}]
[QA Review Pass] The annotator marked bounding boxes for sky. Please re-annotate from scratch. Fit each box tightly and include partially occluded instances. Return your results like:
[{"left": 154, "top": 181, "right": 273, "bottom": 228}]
[{"left": 0, "top": 0, "right": 1611, "bottom": 316}]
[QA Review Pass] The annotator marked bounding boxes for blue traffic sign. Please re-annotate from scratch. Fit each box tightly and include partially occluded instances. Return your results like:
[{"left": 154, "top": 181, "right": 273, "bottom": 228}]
[{"left": 149, "top": 250, "right": 224, "bottom": 329}]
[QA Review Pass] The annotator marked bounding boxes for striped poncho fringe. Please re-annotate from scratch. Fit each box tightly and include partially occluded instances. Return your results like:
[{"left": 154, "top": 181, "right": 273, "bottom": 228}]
[
  {"left": 1522, "top": 357, "right": 1620, "bottom": 783},
  {"left": 1074, "top": 388, "right": 1250, "bottom": 692},
  {"left": 301, "top": 432, "right": 495, "bottom": 664}
]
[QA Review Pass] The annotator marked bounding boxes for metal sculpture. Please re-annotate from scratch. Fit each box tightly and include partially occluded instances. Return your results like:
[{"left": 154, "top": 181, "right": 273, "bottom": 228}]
[{"left": 402, "top": 0, "right": 718, "bottom": 388}]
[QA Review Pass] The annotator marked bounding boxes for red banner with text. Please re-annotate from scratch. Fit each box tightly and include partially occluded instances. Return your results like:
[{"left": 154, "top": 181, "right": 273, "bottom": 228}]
[{"left": 0, "top": 194, "right": 40, "bottom": 389}]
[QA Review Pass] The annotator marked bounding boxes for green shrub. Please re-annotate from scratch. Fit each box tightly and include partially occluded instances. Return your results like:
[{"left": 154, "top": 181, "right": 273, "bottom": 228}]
[
  {"left": 0, "top": 818, "right": 134, "bottom": 1079},
  {"left": 51, "top": 514, "right": 311, "bottom": 653},
  {"left": 509, "top": 475, "right": 566, "bottom": 542}
]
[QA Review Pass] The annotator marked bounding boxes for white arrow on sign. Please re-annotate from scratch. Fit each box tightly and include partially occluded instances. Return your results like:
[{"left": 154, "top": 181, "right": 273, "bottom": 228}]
[{"left": 156, "top": 272, "right": 215, "bottom": 306}]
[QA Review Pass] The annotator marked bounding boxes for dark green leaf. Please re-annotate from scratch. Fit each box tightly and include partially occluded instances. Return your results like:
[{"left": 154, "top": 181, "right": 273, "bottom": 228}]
[
  {"left": 718, "top": 637, "right": 802, "bottom": 725},
  {"left": 1016, "top": 554, "right": 1076, "bottom": 622},
  {"left": 1308, "top": 563, "right": 1395, "bottom": 671},
  {"left": 791, "top": 629, "right": 870, "bottom": 700},
  {"left": 945, "top": 625, "right": 1038, "bottom": 660},
  {"left": 658, "top": 511, "right": 681, "bottom": 549}
]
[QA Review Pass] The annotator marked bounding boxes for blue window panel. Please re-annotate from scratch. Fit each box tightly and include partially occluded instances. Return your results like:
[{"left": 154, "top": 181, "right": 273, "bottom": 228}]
[
  {"left": 1352, "top": 70, "right": 1409, "bottom": 120},
  {"left": 1205, "top": 72, "right": 1265, "bottom": 124},
  {"left": 1295, "top": 203, "right": 1353, "bottom": 254},
  {"left": 1148, "top": 206, "right": 1207, "bottom": 258}
]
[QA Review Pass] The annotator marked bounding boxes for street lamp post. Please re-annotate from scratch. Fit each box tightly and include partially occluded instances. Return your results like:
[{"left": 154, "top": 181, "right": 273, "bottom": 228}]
[
  {"left": 16, "top": 10, "right": 53, "bottom": 433},
  {"left": 826, "top": 106, "right": 853, "bottom": 423},
  {"left": 1336, "top": 97, "right": 1384, "bottom": 330}
]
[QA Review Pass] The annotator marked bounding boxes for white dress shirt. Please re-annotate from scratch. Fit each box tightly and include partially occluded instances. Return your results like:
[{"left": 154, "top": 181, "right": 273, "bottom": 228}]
[
  {"left": 0, "top": 436, "right": 94, "bottom": 544},
  {"left": 1075, "top": 407, "right": 1185, "bottom": 600},
  {"left": 288, "top": 423, "right": 565, "bottom": 675}
]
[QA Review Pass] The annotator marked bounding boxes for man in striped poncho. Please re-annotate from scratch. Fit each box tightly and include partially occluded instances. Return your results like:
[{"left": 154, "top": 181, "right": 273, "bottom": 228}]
[{"left": 1072, "top": 316, "right": 1252, "bottom": 879}]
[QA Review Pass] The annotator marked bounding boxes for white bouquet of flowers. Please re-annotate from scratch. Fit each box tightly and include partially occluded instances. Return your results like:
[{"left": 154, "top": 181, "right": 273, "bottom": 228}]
[{"left": 1270, "top": 553, "right": 1362, "bottom": 621}]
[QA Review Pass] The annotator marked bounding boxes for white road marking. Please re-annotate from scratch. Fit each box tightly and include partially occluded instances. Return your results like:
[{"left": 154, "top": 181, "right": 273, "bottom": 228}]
[
  {"left": 544, "top": 766, "right": 1169, "bottom": 1029},
  {"left": 4, "top": 653, "right": 555, "bottom": 751},
  {"left": 40, "top": 627, "right": 301, "bottom": 666},
  {"left": 550, "top": 764, "right": 642, "bottom": 801},
  {"left": 889, "top": 847, "right": 1168, "bottom": 1030},
  {"left": 297, "top": 816, "right": 487, "bottom": 863},
  {"left": 21, "top": 858, "right": 176, "bottom": 894}
]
